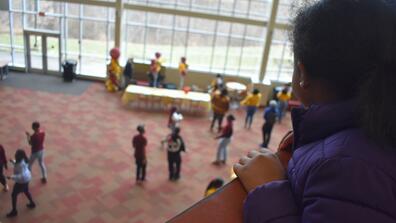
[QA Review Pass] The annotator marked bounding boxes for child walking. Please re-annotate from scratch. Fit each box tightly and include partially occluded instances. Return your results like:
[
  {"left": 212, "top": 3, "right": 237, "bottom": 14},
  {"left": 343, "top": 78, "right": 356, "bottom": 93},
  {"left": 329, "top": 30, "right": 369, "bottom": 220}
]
[
  {"left": 165, "top": 127, "right": 185, "bottom": 181},
  {"left": 261, "top": 100, "right": 278, "bottom": 148},
  {"left": 0, "top": 144, "right": 9, "bottom": 191},
  {"left": 213, "top": 115, "right": 235, "bottom": 165},
  {"left": 6, "top": 149, "right": 36, "bottom": 218},
  {"left": 132, "top": 125, "right": 148, "bottom": 183},
  {"left": 26, "top": 121, "right": 47, "bottom": 183}
]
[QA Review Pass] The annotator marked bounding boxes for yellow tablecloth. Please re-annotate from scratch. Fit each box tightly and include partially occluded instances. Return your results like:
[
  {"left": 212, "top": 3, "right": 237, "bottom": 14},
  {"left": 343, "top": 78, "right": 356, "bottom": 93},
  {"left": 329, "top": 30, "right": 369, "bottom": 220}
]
[{"left": 122, "top": 85, "right": 211, "bottom": 112}]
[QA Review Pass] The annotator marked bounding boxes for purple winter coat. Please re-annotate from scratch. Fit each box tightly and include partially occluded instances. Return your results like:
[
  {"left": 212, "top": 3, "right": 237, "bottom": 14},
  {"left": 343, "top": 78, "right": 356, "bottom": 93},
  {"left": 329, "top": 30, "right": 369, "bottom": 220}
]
[{"left": 244, "top": 100, "right": 396, "bottom": 223}]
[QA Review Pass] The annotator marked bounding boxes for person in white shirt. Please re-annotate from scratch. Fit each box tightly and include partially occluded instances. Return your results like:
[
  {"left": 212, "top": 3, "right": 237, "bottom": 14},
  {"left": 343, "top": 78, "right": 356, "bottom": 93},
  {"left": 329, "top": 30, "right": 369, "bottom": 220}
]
[
  {"left": 6, "top": 149, "right": 36, "bottom": 218},
  {"left": 162, "top": 107, "right": 184, "bottom": 148}
]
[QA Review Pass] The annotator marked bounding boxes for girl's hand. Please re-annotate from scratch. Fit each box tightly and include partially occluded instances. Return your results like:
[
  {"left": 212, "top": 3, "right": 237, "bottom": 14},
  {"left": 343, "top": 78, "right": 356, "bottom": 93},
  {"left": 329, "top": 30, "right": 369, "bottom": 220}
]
[{"left": 233, "top": 149, "right": 286, "bottom": 193}]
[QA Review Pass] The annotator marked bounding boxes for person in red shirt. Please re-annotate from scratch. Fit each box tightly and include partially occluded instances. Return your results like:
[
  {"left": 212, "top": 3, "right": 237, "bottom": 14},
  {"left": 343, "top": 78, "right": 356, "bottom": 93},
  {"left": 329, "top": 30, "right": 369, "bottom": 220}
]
[
  {"left": 132, "top": 125, "right": 148, "bottom": 183},
  {"left": 213, "top": 114, "right": 235, "bottom": 165},
  {"left": 0, "top": 144, "right": 9, "bottom": 191},
  {"left": 25, "top": 121, "right": 47, "bottom": 184}
]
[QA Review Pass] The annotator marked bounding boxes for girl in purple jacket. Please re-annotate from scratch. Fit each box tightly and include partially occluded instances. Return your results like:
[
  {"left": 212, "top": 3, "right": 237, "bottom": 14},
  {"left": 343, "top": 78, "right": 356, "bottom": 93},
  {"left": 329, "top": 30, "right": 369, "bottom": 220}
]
[{"left": 234, "top": 0, "right": 396, "bottom": 222}]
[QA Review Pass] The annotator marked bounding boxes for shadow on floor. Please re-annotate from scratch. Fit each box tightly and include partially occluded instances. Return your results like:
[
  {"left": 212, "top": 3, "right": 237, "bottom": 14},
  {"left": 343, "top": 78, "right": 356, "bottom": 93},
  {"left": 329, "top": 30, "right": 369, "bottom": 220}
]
[{"left": 0, "top": 71, "right": 93, "bottom": 96}]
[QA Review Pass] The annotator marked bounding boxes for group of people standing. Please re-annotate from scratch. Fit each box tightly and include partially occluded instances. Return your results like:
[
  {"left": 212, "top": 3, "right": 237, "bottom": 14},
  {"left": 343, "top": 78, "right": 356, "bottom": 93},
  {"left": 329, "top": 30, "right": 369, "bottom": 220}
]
[
  {"left": 209, "top": 78, "right": 293, "bottom": 165},
  {"left": 148, "top": 52, "right": 189, "bottom": 90},
  {"left": 0, "top": 121, "right": 47, "bottom": 218},
  {"left": 106, "top": 50, "right": 189, "bottom": 91},
  {"left": 132, "top": 107, "right": 186, "bottom": 183}
]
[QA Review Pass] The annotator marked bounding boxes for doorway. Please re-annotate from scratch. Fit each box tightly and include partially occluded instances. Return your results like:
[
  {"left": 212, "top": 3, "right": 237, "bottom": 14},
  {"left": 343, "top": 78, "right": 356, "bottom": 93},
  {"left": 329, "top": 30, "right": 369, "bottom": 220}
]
[{"left": 24, "top": 29, "right": 61, "bottom": 74}]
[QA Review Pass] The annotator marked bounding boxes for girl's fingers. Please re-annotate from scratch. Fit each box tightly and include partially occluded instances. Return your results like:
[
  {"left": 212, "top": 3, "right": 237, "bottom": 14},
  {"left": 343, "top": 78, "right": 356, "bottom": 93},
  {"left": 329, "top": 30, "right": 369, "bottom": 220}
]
[
  {"left": 247, "top": 150, "right": 259, "bottom": 158},
  {"left": 259, "top": 148, "right": 272, "bottom": 154},
  {"left": 233, "top": 163, "right": 243, "bottom": 173},
  {"left": 239, "top": 156, "right": 250, "bottom": 165}
]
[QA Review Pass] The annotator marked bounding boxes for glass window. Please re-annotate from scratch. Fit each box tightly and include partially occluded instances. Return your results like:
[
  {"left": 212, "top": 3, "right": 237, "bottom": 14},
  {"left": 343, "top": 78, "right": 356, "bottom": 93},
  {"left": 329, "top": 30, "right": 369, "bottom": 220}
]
[
  {"left": 65, "top": 18, "right": 80, "bottom": 72},
  {"left": 125, "top": 24, "right": 145, "bottom": 60},
  {"left": 224, "top": 23, "right": 244, "bottom": 75},
  {"left": 11, "top": 12, "right": 25, "bottom": 67},
  {"left": 0, "top": 46, "right": 12, "bottom": 63},
  {"left": 249, "top": 1, "right": 270, "bottom": 20},
  {"left": 0, "top": 11, "right": 12, "bottom": 63},
  {"left": 11, "top": 0, "right": 23, "bottom": 11},
  {"left": 38, "top": 1, "right": 64, "bottom": 15},
  {"left": 26, "top": 14, "right": 61, "bottom": 31},
  {"left": 80, "top": 19, "right": 110, "bottom": 77},
  {"left": 171, "top": 30, "right": 187, "bottom": 66},
  {"left": 0, "top": 11, "right": 11, "bottom": 47},
  {"left": 234, "top": 0, "right": 250, "bottom": 18},
  {"left": 3, "top": 0, "right": 298, "bottom": 82},
  {"left": 145, "top": 26, "right": 173, "bottom": 63},
  {"left": 265, "top": 29, "right": 293, "bottom": 83},
  {"left": 25, "top": 0, "right": 38, "bottom": 12},
  {"left": 219, "top": 0, "right": 235, "bottom": 16},
  {"left": 125, "top": 10, "right": 145, "bottom": 25},
  {"left": 67, "top": 3, "right": 80, "bottom": 17},
  {"left": 83, "top": 4, "right": 114, "bottom": 21},
  {"left": 239, "top": 25, "right": 265, "bottom": 82}
]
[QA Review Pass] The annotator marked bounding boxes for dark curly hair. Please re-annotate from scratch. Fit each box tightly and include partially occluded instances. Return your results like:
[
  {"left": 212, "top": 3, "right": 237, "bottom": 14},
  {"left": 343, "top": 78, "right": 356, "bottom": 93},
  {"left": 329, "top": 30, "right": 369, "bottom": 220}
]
[
  {"left": 15, "top": 149, "right": 29, "bottom": 164},
  {"left": 292, "top": 0, "right": 396, "bottom": 147}
]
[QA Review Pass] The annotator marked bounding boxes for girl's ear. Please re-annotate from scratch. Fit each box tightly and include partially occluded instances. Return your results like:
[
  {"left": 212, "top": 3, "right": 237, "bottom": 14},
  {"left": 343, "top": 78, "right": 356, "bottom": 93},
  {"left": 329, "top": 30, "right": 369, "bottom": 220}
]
[
  {"left": 297, "top": 63, "right": 310, "bottom": 89},
  {"left": 293, "top": 62, "right": 314, "bottom": 107}
]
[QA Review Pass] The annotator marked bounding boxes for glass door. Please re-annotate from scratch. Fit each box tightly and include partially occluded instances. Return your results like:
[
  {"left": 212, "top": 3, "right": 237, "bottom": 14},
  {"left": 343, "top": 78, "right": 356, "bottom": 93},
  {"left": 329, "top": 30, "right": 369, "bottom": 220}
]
[
  {"left": 46, "top": 36, "right": 61, "bottom": 73},
  {"left": 24, "top": 30, "right": 61, "bottom": 74},
  {"left": 28, "top": 34, "right": 43, "bottom": 71}
]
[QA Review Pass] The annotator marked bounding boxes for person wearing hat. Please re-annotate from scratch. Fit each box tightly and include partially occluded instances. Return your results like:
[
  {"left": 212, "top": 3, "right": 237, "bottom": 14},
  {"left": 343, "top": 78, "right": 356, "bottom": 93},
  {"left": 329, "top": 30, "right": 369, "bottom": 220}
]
[
  {"left": 261, "top": 100, "right": 278, "bottom": 148},
  {"left": 132, "top": 125, "right": 148, "bottom": 183},
  {"left": 213, "top": 114, "right": 235, "bottom": 165}
]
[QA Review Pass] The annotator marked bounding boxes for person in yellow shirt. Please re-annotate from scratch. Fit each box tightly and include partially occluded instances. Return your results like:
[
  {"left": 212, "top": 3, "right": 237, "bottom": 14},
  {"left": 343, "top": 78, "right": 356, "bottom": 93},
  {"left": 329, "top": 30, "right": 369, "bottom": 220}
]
[
  {"left": 210, "top": 89, "right": 230, "bottom": 132},
  {"left": 154, "top": 52, "right": 162, "bottom": 74},
  {"left": 277, "top": 87, "right": 291, "bottom": 123},
  {"left": 241, "top": 89, "right": 262, "bottom": 129},
  {"left": 178, "top": 57, "right": 188, "bottom": 89}
]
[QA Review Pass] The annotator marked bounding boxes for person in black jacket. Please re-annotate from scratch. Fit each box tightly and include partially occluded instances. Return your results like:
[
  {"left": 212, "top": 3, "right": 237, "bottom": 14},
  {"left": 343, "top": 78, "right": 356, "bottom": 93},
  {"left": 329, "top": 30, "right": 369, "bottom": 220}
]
[
  {"left": 123, "top": 58, "right": 134, "bottom": 89},
  {"left": 165, "top": 127, "right": 185, "bottom": 181}
]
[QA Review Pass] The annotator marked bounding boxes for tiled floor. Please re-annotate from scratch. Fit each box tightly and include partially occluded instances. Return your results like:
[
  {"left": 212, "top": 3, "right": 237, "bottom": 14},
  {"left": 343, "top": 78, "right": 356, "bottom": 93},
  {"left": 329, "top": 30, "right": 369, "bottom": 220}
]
[{"left": 0, "top": 82, "right": 292, "bottom": 223}]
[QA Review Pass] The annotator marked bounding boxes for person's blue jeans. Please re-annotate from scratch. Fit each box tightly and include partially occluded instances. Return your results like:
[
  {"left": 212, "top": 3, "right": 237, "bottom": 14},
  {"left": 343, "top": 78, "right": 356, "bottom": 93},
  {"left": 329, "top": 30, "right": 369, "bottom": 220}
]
[
  {"left": 216, "top": 138, "right": 231, "bottom": 162},
  {"left": 278, "top": 101, "right": 288, "bottom": 123},
  {"left": 245, "top": 106, "right": 257, "bottom": 128},
  {"left": 29, "top": 150, "right": 47, "bottom": 179}
]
